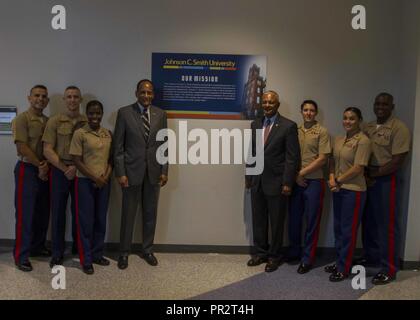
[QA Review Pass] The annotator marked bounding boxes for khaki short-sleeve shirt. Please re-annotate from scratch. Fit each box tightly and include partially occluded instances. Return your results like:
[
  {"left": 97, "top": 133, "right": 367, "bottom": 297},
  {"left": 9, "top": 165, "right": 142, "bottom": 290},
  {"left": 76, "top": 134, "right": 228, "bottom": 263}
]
[
  {"left": 364, "top": 117, "right": 411, "bottom": 166},
  {"left": 42, "top": 113, "right": 87, "bottom": 164},
  {"left": 333, "top": 132, "right": 371, "bottom": 192},
  {"left": 12, "top": 109, "right": 48, "bottom": 161},
  {"left": 69, "top": 125, "right": 112, "bottom": 178},
  {"left": 298, "top": 122, "right": 331, "bottom": 179}
]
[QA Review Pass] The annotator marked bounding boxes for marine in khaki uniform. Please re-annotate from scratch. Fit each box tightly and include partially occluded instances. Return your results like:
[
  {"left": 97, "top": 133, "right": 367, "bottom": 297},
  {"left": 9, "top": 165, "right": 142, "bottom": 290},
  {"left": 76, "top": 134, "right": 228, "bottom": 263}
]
[
  {"left": 357, "top": 93, "right": 411, "bottom": 285},
  {"left": 69, "top": 100, "right": 112, "bottom": 275},
  {"left": 11, "top": 85, "right": 51, "bottom": 272},
  {"left": 325, "top": 107, "right": 372, "bottom": 282},
  {"left": 42, "top": 86, "right": 87, "bottom": 268},
  {"left": 287, "top": 100, "right": 331, "bottom": 274}
]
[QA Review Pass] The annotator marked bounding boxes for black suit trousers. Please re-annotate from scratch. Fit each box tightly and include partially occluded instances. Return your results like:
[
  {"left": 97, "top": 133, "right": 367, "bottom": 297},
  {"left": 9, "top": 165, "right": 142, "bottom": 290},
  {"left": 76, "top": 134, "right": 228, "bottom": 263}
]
[
  {"left": 119, "top": 172, "right": 160, "bottom": 255},
  {"left": 251, "top": 181, "right": 287, "bottom": 260}
]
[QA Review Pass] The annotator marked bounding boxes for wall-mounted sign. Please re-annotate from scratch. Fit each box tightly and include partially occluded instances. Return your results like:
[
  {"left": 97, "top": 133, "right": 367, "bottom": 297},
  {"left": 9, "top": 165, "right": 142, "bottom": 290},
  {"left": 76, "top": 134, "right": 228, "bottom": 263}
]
[
  {"left": 0, "top": 106, "right": 17, "bottom": 135},
  {"left": 152, "top": 53, "right": 267, "bottom": 120}
]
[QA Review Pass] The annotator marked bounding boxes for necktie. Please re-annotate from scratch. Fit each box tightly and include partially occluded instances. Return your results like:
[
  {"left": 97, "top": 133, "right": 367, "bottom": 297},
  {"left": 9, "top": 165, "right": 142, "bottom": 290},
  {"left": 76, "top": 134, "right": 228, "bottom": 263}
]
[
  {"left": 141, "top": 108, "right": 150, "bottom": 140},
  {"left": 264, "top": 119, "right": 271, "bottom": 145}
]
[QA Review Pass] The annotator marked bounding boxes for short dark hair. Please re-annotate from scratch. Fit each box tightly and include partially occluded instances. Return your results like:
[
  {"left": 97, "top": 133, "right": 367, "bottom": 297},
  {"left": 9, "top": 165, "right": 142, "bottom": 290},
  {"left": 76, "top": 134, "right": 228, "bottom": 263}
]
[
  {"left": 301, "top": 100, "right": 318, "bottom": 111},
  {"left": 344, "top": 107, "right": 363, "bottom": 120},
  {"left": 136, "top": 79, "right": 154, "bottom": 91},
  {"left": 30, "top": 85, "right": 48, "bottom": 95},
  {"left": 86, "top": 100, "right": 104, "bottom": 113},
  {"left": 65, "top": 85, "right": 81, "bottom": 93},
  {"left": 375, "top": 92, "right": 394, "bottom": 103}
]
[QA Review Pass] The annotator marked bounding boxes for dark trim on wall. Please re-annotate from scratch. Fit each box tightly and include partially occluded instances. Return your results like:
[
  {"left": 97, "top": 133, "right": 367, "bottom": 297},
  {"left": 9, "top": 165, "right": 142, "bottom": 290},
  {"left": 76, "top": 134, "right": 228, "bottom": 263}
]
[
  {"left": 108, "top": 243, "right": 252, "bottom": 254},
  {"left": 0, "top": 240, "right": 336, "bottom": 255},
  {"left": 0, "top": 239, "right": 14, "bottom": 247},
  {"left": 401, "top": 261, "right": 420, "bottom": 270},
  {"left": 1, "top": 239, "right": 418, "bottom": 270}
]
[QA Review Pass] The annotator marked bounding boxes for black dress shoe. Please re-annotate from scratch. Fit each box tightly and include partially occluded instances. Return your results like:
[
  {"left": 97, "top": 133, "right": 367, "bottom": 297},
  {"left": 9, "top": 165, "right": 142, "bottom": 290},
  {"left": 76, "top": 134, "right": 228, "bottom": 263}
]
[
  {"left": 265, "top": 259, "right": 281, "bottom": 273},
  {"left": 372, "top": 272, "right": 396, "bottom": 285},
  {"left": 324, "top": 264, "right": 338, "bottom": 273},
  {"left": 49, "top": 257, "right": 63, "bottom": 268},
  {"left": 329, "top": 271, "right": 348, "bottom": 282},
  {"left": 247, "top": 256, "right": 268, "bottom": 267},
  {"left": 142, "top": 253, "right": 158, "bottom": 266},
  {"left": 93, "top": 257, "right": 110, "bottom": 266},
  {"left": 16, "top": 261, "right": 33, "bottom": 272},
  {"left": 30, "top": 247, "right": 52, "bottom": 257},
  {"left": 118, "top": 255, "right": 128, "bottom": 270},
  {"left": 297, "top": 263, "right": 312, "bottom": 274},
  {"left": 82, "top": 264, "right": 94, "bottom": 275}
]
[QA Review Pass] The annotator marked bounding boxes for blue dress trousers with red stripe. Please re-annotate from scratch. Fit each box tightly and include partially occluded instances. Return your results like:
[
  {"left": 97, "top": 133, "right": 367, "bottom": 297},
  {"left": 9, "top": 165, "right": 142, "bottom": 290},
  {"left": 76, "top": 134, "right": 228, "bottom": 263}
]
[
  {"left": 333, "top": 189, "right": 366, "bottom": 275},
  {"left": 13, "top": 161, "right": 50, "bottom": 264},
  {"left": 288, "top": 179, "right": 326, "bottom": 265},
  {"left": 75, "top": 177, "right": 110, "bottom": 267},
  {"left": 362, "top": 173, "right": 400, "bottom": 277},
  {"left": 50, "top": 166, "right": 78, "bottom": 259}
]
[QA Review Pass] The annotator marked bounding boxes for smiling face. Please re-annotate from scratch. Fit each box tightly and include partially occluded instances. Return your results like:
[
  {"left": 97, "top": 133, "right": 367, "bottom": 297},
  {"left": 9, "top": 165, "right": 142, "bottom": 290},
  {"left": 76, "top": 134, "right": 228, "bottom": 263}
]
[
  {"left": 63, "top": 88, "right": 82, "bottom": 113},
  {"left": 374, "top": 95, "right": 394, "bottom": 123},
  {"left": 136, "top": 81, "right": 154, "bottom": 108},
  {"left": 86, "top": 104, "right": 103, "bottom": 131},
  {"left": 262, "top": 91, "right": 280, "bottom": 118},
  {"left": 342, "top": 110, "right": 360, "bottom": 133},
  {"left": 28, "top": 87, "right": 49, "bottom": 112},
  {"left": 301, "top": 103, "right": 317, "bottom": 123}
]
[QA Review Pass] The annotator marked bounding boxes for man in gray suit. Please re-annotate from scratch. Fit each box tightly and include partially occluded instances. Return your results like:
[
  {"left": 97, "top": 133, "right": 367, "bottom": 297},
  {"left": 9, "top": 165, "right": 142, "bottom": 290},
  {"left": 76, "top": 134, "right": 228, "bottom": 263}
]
[
  {"left": 246, "top": 90, "right": 300, "bottom": 273},
  {"left": 113, "top": 79, "right": 168, "bottom": 269}
]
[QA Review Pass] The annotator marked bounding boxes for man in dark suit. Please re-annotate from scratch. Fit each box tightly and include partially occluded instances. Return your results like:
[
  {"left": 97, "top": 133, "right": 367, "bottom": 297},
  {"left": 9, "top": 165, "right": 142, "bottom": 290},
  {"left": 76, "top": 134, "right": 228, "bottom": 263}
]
[
  {"left": 246, "top": 90, "right": 300, "bottom": 272},
  {"left": 113, "top": 79, "right": 168, "bottom": 269}
]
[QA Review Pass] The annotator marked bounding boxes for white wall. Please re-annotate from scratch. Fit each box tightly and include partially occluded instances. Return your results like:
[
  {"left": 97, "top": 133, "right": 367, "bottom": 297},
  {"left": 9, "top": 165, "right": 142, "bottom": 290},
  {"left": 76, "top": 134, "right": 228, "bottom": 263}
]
[
  {"left": 404, "top": 0, "right": 420, "bottom": 263},
  {"left": 0, "top": 0, "right": 417, "bottom": 254},
  {"left": 405, "top": 56, "right": 420, "bottom": 263}
]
